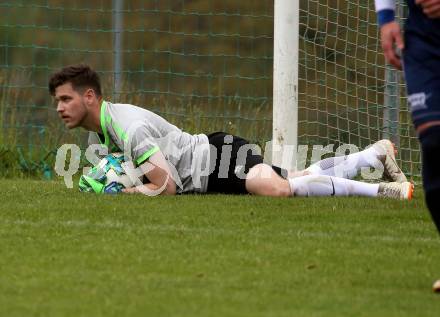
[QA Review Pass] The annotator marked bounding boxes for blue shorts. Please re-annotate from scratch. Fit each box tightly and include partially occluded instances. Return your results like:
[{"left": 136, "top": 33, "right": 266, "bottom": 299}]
[{"left": 403, "top": 10, "right": 440, "bottom": 129}]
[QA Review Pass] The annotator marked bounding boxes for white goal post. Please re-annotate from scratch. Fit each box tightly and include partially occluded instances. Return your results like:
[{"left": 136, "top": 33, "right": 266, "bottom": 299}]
[{"left": 272, "top": 0, "right": 299, "bottom": 170}]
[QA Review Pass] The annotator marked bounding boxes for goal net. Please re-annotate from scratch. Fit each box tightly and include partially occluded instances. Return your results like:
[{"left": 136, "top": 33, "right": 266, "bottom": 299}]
[
  {"left": 0, "top": 0, "right": 420, "bottom": 177},
  {"left": 297, "top": 0, "right": 420, "bottom": 178}
]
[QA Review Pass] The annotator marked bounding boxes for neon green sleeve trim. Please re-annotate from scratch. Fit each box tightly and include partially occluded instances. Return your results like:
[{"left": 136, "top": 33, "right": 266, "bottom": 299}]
[{"left": 135, "top": 146, "right": 160, "bottom": 165}]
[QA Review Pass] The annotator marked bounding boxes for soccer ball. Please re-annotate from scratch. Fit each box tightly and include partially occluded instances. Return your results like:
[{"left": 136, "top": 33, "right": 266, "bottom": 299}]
[{"left": 79, "top": 152, "right": 135, "bottom": 194}]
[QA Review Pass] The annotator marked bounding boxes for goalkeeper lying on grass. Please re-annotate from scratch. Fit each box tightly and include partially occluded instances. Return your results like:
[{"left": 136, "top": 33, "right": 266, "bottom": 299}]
[{"left": 50, "top": 64, "right": 413, "bottom": 199}]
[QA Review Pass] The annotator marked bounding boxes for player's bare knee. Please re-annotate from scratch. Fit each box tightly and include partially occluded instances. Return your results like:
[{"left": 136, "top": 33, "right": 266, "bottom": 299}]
[
  {"left": 261, "top": 181, "right": 290, "bottom": 197},
  {"left": 263, "top": 182, "right": 289, "bottom": 197},
  {"left": 246, "top": 164, "right": 290, "bottom": 196},
  {"left": 245, "top": 177, "right": 289, "bottom": 197}
]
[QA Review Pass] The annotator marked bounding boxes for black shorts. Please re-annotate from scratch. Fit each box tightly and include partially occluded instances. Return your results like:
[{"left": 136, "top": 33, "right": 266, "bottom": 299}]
[{"left": 206, "top": 132, "right": 286, "bottom": 194}]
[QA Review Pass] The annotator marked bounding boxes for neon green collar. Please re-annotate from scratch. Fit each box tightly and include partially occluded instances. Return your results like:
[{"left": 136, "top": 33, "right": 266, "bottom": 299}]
[{"left": 99, "top": 100, "right": 110, "bottom": 148}]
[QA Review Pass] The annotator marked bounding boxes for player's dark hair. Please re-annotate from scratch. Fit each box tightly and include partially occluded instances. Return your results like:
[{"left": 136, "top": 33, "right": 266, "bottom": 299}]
[{"left": 49, "top": 64, "right": 102, "bottom": 97}]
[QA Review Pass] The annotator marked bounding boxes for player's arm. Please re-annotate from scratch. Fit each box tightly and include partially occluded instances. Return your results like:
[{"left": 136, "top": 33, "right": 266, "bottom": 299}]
[
  {"left": 374, "top": 0, "right": 404, "bottom": 70},
  {"left": 416, "top": 0, "right": 440, "bottom": 18},
  {"left": 123, "top": 150, "right": 177, "bottom": 195}
]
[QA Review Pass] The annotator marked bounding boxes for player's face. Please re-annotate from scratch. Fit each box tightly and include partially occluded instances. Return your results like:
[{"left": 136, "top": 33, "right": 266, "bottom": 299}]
[{"left": 54, "top": 82, "right": 88, "bottom": 129}]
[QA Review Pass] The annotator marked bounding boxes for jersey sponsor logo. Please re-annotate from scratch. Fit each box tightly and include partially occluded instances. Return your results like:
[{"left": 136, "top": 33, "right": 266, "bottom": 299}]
[{"left": 407, "top": 92, "right": 430, "bottom": 112}]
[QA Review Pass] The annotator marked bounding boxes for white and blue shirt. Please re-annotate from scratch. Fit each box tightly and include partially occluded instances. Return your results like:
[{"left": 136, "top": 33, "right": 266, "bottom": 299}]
[
  {"left": 375, "top": 0, "right": 440, "bottom": 36},
  {"left": 375, "top": 0, "right": 397, "bottom": 26}
]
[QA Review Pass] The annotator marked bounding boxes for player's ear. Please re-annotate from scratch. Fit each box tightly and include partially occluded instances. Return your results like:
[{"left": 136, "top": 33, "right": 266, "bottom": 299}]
[{"left": 83, "top": 88, "right": 96, "bottom": 105}]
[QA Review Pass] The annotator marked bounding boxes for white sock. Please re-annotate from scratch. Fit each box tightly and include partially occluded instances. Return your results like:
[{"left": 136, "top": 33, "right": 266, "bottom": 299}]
[
  {"left": 305, "top": 147, "right": 381, "bottom": 179},
  {"left": 288, "top": 175, "right": 379, "bottom": 197}
]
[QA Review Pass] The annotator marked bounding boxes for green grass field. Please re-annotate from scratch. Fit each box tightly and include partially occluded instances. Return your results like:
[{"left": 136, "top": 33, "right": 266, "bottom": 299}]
[{"left": 0, "top": 179, "right": 439, "bottom": 317}]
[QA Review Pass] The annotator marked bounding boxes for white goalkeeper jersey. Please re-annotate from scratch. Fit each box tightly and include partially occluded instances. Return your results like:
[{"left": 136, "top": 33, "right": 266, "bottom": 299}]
[{"left": 88, "top": 101, "right": 210, "bottom": 194}]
